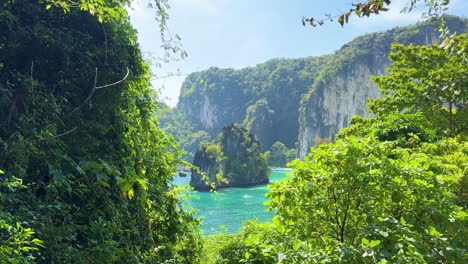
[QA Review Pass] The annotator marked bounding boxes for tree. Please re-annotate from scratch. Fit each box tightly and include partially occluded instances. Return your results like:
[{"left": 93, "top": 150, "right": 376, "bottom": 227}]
[
  {"left": 369, "top": 34, "right": 468, "bottom": 137},
  {"left": 265, "top": 136, "right": 467, "bottom": 262},
  {"left": 0, "top": 0, "right": 200, "bottom": 262},
  {"left": 268, "top": 141, "right": 297, "bottom": 167},
  {"left": 41, "top": 0, "right": 186, "bottom": 60}
]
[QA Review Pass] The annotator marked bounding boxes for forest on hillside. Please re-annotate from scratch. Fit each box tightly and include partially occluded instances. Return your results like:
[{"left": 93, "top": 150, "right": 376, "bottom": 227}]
[
  {"left": 0, "top": 0, "right": 467, "bottom": 263},
  {"left": 160, "top": 16, "right": 467, "bottom": 162}
]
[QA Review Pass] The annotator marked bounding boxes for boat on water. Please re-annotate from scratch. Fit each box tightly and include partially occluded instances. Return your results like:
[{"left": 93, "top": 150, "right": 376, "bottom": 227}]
[{"left": 178, "top": 171, "right": 187, "bottom": 177}]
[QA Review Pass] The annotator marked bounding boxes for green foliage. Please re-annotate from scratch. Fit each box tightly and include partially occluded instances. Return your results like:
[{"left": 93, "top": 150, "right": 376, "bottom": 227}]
[
  {"left": 202, "top": 232, "right": 245, "bottom": 264},
  {"left": 38, "top": 0, "right": 187, "bottom": 60},
  {"left": 268, "top": 141, "right": 296, "bottom": 168},
  {"left": 265, "top": 137, "right": 466, "bottom": 262},
  {"left": 201, "top": 221, "right": 278, "bottom": 264},
  {"left": 220, "top": 124, "right": 270, "bottom": 186},
  {"left": 158, "top": 103, "right": 213, "bottom": 161},
  {"left": 215, "top": 30, "right": 468, "bottom": 263},
  {"left": 338, "top": 112, "right": 440, "bottom": 148},
  {"left": 369, "top": 34, "right": 468, "bottom": 137},
  {"left": 0, "top": 170, "right": 44, "bottom": 263},
  {"left": 177, "top": 57, "right": 328, "bottom": 151},
  {"left": 0, "top": 0, "right": 201, "bottom": 262},
  {"left": 191, "top": 124, "right": 270, "bottom": 190}
]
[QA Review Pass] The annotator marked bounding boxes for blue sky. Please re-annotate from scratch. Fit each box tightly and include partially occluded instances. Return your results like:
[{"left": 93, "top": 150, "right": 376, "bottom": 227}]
[{"left": 128, "top": 0, "right": 468, "bottom": 106}]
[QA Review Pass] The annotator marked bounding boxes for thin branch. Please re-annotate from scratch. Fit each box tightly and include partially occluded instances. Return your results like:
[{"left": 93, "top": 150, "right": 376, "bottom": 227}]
[
  {"left": 95, "top": 67, "right": 129, "bottom": 89},
  {"left": 32, "top": 126, "right": 78, "bottom": 142},
  {"left": 151, "top": 73, "right": 188, "bottom": 80},
  {"left": 53, "top": 126, "right": 78, "bottom": 138},
  {"left": 70, "top": 67, "right": 129, "bottom": 114},
  {"left": 100, "top": 23, "right": 108, "bottom": 65}
]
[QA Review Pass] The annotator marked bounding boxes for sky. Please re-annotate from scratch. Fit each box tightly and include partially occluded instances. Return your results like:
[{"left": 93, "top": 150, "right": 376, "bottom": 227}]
[{"left": 128, "top": 0, "right": 468, "bottom": 107}]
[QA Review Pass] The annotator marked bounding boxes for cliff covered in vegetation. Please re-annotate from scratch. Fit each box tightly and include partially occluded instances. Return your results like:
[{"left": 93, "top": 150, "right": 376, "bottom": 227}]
[
  {"left": 170, "top": 17, "right": 467, "bottom": 160},
  {"left": 190, "top": 124, "right": 270, "bottom": 191},
  {"left": 298, "top": 16, "right": 467, "bottom": 157},
  {"left": 177, "top": 57, "right": 328, "bottom": 151}
]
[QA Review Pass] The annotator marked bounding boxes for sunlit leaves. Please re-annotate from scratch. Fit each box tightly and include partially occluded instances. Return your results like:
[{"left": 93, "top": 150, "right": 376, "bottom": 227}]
[
  {"left": 0, "top": 171, "right": 44, "bottom": 262},
  {"left": 0, "top": 0, "right": 201, "bottom": 262},
  {"left": 263, "top": 135, "right": 467, "bottom": 262},
  {"left": 369, "top": 34, "right": 468, "bottom": 137}
]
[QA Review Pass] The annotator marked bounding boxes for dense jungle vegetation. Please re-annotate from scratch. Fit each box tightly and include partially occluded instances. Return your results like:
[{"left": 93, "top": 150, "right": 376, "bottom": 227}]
[
  {"left": 0, "top": 0, "right": 200, "bottom": 262},
  {"left": 0, "top": 0, "right": 466, "bottom": 263}
]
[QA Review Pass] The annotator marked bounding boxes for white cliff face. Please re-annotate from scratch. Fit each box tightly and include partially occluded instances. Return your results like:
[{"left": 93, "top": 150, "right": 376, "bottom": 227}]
[
  {"left": 200, "top": 95, "right": 218, "bottom": 130},
  {"left": 298, "top": 60, "right": 387, "bottom": 159}
]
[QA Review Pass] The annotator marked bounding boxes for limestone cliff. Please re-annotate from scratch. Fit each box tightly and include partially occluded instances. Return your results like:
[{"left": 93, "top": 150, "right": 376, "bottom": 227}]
[
  {"left": 298, "top": 48, "right": 388, "bottom": 158},
  {"left": 190, "top": 124, "right": 270, "bottom": 191},
  {"left": 190, "top": 142, "right": 224, "bottom": 191},
  {"left": 173, "top": 17, "right": 467, "bottom": 160},
  {"left": 297, "top": 17, "right": 467, "bottom": 158},
  {"left": 178, "top": 57, "right": 328, "bottom": 150}
]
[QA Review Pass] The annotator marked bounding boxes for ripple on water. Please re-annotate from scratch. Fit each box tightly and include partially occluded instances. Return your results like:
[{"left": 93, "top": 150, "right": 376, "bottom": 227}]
[{"left": 173, "top": 169, "right": 290, "bottom": 235}]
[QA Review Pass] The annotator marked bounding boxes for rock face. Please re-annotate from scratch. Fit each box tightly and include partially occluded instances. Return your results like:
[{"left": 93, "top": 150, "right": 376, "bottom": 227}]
[
  {"left": 298, "top": 50, "right": 388, "bottom": 158},
  {"left": 178, "top": 58, "right": 327, "bottom": 150},
  {"left": 297, "top": 18, "right": 467, "bottom": 158},
  {"left": 174, "top": 17, "right": 467, "bottom": 159},
  {"left": 190, "top": 124, "right": 270, "bottom": 191},
  {"left": 189, "top": 143, "right": 223, "bottom": 191}
]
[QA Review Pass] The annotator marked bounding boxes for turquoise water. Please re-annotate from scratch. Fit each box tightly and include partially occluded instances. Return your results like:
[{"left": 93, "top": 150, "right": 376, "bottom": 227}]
[{"left": 173, "top": 169, "right": 289, "bottom": 235}]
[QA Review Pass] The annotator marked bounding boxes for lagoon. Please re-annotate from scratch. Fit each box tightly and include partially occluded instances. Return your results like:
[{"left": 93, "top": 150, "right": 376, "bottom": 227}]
[{"left": 173, "top": 169, "right": 289, "bottom": 235}]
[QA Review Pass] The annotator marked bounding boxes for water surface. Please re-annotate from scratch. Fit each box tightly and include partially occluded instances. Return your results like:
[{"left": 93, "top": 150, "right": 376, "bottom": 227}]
[{"left": 174, "top": 169, "right": 289, "bottom": 235}]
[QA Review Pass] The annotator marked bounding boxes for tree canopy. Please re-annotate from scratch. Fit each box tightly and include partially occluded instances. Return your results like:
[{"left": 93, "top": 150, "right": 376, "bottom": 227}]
[
  {"left": 0, "top": 0, "right": 200, "bottom": 262},
  {"left": 369, "top": 34, "right": 468, "bottom": 137}
]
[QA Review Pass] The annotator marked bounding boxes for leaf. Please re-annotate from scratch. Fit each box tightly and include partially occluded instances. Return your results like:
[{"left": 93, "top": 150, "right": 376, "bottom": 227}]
[
  {"left": 378, "top": 230, "right": 389, "bottom": 237},
  {"left": 99, "top": 181, "right": 110, "bottom": 188},
  {"left": 370, "top": 240, "right": 381, "bottom": 247},
  {"left": 361, "top": 237, "right": 369, "bottom": 246},
  {"left": 338, "top": 15, "right": 344, "bottom": 27},
  {"left": 76, "top": 165, "right": 85, "bottom": 175},
  {"left": 128, "top": 188, "right": 135, "bottom": 199},
  {"left": 292, "top": 239, "right": 301, "bottom": 251},
  {"left": 429, "top": 226, "right": 441, "bottom": 237},
  {"left": 135, "top": 178, "right": 149, "bottom": 191}
]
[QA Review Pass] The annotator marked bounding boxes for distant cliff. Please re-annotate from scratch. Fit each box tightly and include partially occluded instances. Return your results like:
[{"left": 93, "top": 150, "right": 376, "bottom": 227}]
[
  {"left": 171, "top": 16, "right": 467, "bottom": 160},
  {"left": 190, "top": 124, "right": 270, "bottom": 191},
  {"left": 178, "top": 57, "right": 328, "bottom": 150},
  {"left": 298, "top": 17, "right": 467, "bottom": 158}
]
